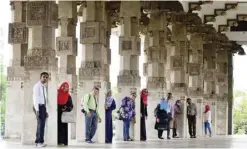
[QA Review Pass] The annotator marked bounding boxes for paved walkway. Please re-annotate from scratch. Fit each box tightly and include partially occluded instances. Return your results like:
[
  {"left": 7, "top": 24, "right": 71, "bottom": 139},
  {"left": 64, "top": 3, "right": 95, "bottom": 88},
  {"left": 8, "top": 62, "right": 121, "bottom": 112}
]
[{"left": 0, "top": 136, "right": 247, "bottom": 148}]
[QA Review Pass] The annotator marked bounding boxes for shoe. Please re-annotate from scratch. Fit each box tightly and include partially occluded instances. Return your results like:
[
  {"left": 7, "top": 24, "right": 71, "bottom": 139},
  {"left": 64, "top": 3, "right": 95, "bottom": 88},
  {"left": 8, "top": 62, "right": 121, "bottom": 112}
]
[
  {"left": 173, "top": 136, "right": 179, "bottom": 138},
  {"left": 193, "top": 136, "right": 197, "bottom": 138},
  {"left": 86, "top": 140, "right": 94, "bottom": 144},
  {"left": 167, "top": 137, "right": 171, "bottom": 140},
  {"left": 158, "top": 137, "right": 164, "bottom": 139},
  {"left": 127, "top": 138, "right": 134, "bottom": 141},
  {"left": 36, "top": 143, "right": 46, "bottom": 148}
]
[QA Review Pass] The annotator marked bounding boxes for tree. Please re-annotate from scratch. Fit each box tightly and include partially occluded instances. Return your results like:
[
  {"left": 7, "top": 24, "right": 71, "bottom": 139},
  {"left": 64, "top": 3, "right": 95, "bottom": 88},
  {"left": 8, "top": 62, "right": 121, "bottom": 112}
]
[{"left": 233, "top": 89, "right": 247, "bottom": 134}]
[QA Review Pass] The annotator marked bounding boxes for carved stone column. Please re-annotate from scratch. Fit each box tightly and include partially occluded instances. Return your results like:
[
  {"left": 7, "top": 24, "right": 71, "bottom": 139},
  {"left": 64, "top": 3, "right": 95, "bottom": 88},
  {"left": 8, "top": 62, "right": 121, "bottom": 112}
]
[
  {"left": 115, "top": 1, "right": 141, "bottom": 141},
  {"left": 5, "top": 1, "right": 28, "bottom": 139},
  {"left": 143, "top": 13, "right": 167, "bottom": 139},
  {"left": 187, "top": 30, "right": 204, "bottom": 137},
  {"left": 57, "top": 1, "right": 77, "bottom": 140},
  {"left": 167, "top": 14, "right": 189, "bottom": 138},
  {"left": 22, "top": 1, "right": 58, "bottom": 145},
  {"left": 78, "top": 1, "right": 110, "bottom": 143},
  {"left": 215, "top": 34, "right": 230, "bottom": 135},
  {"left": 202, "top": 27, "right": 218, "bottom": 136}
]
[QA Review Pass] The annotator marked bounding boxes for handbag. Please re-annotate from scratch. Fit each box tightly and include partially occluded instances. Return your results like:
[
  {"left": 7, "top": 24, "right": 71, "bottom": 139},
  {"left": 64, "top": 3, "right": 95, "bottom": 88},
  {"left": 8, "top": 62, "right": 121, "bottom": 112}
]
[
  {"left": 116, "top": 107, "right": 124, "bottom": 120},
  {"left": 61, "top": 112, "right": 75, "bottom": 123}
]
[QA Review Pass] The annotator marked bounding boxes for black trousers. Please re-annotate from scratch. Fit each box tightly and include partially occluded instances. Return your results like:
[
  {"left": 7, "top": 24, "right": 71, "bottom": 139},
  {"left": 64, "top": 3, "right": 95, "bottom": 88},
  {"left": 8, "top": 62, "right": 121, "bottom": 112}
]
[
  {"left": 140, "top": 116, "right": 146, "bottom": 140},
  {"left": 187, "top": 115, "right": 196, "bottom": 137},
  {"left": 158, "top": 112, "right": 171, "bottom": 138},
  {"left": 35, "top": 105, "right": 46, "bottom": 144}
]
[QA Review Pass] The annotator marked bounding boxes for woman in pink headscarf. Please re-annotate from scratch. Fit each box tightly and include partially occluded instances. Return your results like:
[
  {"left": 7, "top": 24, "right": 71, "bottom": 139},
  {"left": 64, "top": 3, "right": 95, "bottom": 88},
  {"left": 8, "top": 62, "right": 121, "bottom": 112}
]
[
  {"left": 204, "top": 105, "right": 212, "bottom": 137},
  {"left": 140, "top": 88, "right": 148, "bottom": 141},
  {"left": 57, "top": 82, "right": 73, "bottom": 146}
]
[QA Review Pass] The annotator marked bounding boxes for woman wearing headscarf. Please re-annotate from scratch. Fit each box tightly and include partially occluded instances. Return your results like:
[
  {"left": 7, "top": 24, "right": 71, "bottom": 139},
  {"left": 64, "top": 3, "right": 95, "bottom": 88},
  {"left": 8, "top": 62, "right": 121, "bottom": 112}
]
[
  {"left": 140, "top": 88, "right": 148, "bottom": 141},
  {"left": 57, "top": 82, "right": 73, "bottom": 146},
  {"left": 154, "top": 97, "right": 170, "bottom": 139},
  {"left": 204, "top": 104, "right": 212, "bottom": 137},
  {"left": 172, "top": 100, "right": 181, "bottom": 138},
  {"left": 105, "top": 89, "right": 116, "bottom": 143}
]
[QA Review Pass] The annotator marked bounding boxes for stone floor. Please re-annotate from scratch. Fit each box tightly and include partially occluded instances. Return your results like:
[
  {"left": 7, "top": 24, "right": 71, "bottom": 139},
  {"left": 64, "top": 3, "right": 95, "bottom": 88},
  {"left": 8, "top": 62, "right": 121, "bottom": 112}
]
[{"left": 0, "top": 135, "right": 247, "bottom": 148}]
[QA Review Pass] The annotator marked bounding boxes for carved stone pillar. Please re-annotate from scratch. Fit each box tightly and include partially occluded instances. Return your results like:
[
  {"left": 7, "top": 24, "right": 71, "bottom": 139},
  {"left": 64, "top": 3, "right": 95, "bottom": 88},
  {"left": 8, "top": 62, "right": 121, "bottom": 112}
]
[
  {"left": 6, "top": 1, "right": 28, "bottom": 139},
  {"left": 215, "top": 34, "right": 230, "bottom": 135},
  {"left": 78, "top": 1, "right": 110, "bottom": 143},
  {"left": 22, "top": 1, "right": 58, "bottom": 145},
  {"left": 115, "top": 1, "right": 141, "bottom": 141},
  {"left": 187, "top": 32, "right": 204, "bottom": 137},
  {"left": 168, "top": 21, "right": 188, "bottom": 138},
  {"left": 57, "top": 1, "right": 77, "bottom": 140},
  {"left": 143, "top": 13, "right": 167, "bottom": 139}
]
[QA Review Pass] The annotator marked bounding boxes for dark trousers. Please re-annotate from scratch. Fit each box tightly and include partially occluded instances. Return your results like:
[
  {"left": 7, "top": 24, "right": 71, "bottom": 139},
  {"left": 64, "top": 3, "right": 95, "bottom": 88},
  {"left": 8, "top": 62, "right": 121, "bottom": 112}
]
[
  {"left": 123, "top": 119, "right": 131, "bottom": 140},
  {"left": 140, "top": 117, "right": 146, "bottom": 140},
  {"left": 188, "top": 115, "right": 196, "bottom": 137},
  {"left": 85, "top": 110, "right": 98, "bottom": 141},
  {"left": 158, "top": 112, "right": 171, "bottom": 138},
  {"left": 35, "top": 105, "right": 46, "bottom": 144}
]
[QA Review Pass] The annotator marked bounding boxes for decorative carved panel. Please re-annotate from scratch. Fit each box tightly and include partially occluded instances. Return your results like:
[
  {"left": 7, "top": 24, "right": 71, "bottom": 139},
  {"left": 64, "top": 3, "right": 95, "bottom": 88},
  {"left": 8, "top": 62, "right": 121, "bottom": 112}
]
[
  {"left": 94, "top": 81, "right": 101, "bottom": 88},
  {"left": 170, "top": 56, "right": 183, "bottom": 69},
  {"left": 119, "top": 36, "right": 140, "bottom": 56},
  {"left": 216, "top": 73, "right": 227, "bottom": 84},
  {"left": 204, "top": 70, "right": 215, "bottom": 81},
  {"left": 26, "top": 1, "right": 58, "bottom": 27},
  {"left": 79, "top": 61, "right": 109, "bottom": 81},
  {"left": 147, "top": 77, "right": 166, "bottom": 89},
  {"left": 143, "top": 63, "right": 148, "bottom": 76},
  {"left": 24, "top": 48, "right": 57, "bottom": 70},
  {"left": 80, "top": 21, "right": 106, "bottom": 45},
  {"left": 56, "top": 37, "right": 77, "bottom": 56},
  {"left": 122, "top": 41, "right": 132, "bottom": 50},
  {"left": 171, "top": 83, "right": 187, "bottom": 93},
  {"left": 8, "top": 23, "right": 28, "bottom": 44},
  {"left": 187, "top": 63, "right": 201, "bottom": 76},
  {"left": 117, "top": 70, "right": 140, "bottom": 87}
]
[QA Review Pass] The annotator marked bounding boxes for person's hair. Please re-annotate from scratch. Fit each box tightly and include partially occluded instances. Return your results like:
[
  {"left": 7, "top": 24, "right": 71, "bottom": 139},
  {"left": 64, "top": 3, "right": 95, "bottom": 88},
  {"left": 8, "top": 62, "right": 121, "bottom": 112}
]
[
  {"left": 93, "top": 87, "right": 99, "bottom": 91},
  {"left": 131, "top": 92, "right": 137, "bottom": 97},
  {"left": 40, "top": 72, "right": 49, "bottom": 78},
  {"left": 168, "top": 92, "right": 172, "bottom": 95},
  {"left": 186, "top": 98, "right": 191, "bottom": 101}
]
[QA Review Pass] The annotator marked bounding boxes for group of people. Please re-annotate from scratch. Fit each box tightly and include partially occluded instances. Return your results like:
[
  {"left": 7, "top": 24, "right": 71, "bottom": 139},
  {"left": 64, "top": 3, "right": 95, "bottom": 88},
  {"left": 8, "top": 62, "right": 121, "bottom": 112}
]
[{"left": 32, "top": 72, "right": 213, "bottom": 147}]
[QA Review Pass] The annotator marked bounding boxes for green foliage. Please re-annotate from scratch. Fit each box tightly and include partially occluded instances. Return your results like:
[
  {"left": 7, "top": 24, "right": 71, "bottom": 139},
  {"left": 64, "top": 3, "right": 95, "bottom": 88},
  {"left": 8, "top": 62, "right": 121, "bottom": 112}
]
[{"left": 233, "top": 89, "right": 247, "bottom": 134}]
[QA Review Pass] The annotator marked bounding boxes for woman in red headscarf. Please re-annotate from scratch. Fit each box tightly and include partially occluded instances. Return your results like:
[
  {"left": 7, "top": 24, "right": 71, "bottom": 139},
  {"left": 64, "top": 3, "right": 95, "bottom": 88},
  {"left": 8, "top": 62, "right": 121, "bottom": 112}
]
[
  {"left": 57, "top": 82, "right": 73, "bottom": 146},
  {"left": 203, "top": 105, "right": 212, "bottom": 137},
  {"left": 140, "top": 88, "right": 148, "bottom": 141}
]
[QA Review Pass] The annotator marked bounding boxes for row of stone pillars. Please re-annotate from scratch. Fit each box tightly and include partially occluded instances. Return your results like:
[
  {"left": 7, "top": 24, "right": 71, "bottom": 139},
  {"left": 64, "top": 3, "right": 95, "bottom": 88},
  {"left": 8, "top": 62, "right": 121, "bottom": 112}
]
[{"left": 5, "top": 1, "right": 232, "bottom": 145}]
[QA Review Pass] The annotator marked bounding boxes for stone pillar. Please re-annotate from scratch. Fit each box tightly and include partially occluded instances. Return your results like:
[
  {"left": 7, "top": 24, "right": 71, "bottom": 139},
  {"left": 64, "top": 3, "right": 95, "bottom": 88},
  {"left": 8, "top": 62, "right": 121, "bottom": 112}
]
[
  {"left": 215, "top": 35, "right": 229, "bottom": 135},
  {"left": 227, "top": 50, "right": 233, "bottom": 135},
  {"left": 168, "top": 22, "right": 188, "bottom": 138},
  {"left": 78, "top": 1, "right": 110, "bottom": 143},
  {"left": 57, "top": 1, "right": 77, "bottom": 140},
  {"left": 187, "top": 32, "right": 204, "bottom": 137},
  {"left": 115, "top": 1, "right": 141, "bottom": 141},
  {"left": 5, "top": 1, "right": 28, "bottom": 139},
  {"left": 143, "top": 13, "right": 167, "bottom": 139},
  {"left": 22, "top": 1, "right": 58, "bottom": 145},
  {"left": 203, "top": 40, "right": 218, "bottom": 136}
]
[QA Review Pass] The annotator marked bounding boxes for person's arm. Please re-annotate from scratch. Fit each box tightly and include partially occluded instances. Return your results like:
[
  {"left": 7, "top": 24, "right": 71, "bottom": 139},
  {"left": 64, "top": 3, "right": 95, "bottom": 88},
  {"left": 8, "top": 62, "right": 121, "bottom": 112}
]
[
  {"left": 110, "top": 100, "right": 116, "bottom": 111},
  {"left": 145, "top": 105, "right": 148, "bottom": 117},
  {"left": 65, "top": 95, "right": 73, "bottom": 112},
  {"left": 83, "top": 94, "right": 90, "bottom": 113},
  {"left": 33, "top": 84, "right": 40, "bottom": 112},
  {"left": 194, "top": 104, "right": 197, "bottom": 116}
]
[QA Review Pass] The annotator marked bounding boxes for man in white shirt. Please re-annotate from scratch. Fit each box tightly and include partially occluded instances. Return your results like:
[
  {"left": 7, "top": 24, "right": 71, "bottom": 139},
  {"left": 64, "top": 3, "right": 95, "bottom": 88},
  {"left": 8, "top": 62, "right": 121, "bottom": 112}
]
[
  {"left": 33, "top": 72, "right": 49, "bottom": 147},
  {"left": 165, "top": 92, "right": 173, "bottom": 139}
]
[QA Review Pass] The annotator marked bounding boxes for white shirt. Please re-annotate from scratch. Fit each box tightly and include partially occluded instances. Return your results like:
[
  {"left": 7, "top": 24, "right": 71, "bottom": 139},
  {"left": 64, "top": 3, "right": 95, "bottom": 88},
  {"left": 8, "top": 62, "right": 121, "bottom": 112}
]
[
  {"left": 33, "top": 81, "right": 47, "bottom": 111},
  {"left": 165, "top": 99, "right": 174, "bottom": 118},
  {"left": 204, "top": 111, "right": 212, "bottom": 122}
]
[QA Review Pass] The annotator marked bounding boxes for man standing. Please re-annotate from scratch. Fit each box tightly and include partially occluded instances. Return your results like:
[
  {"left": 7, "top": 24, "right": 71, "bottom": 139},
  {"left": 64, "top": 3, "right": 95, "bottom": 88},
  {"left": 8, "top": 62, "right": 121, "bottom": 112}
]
[
  {"left": 165, "top": 92, "right": 173, "bottom": 139},
  {"left": 33, "top": 72, "right": 49, "bottom": 147},
  {"left": 187, "top": 98, "right": 197, "bottom": 138},
  {"left": 83, "top": 87, "right": 101, "bottom": 143}
]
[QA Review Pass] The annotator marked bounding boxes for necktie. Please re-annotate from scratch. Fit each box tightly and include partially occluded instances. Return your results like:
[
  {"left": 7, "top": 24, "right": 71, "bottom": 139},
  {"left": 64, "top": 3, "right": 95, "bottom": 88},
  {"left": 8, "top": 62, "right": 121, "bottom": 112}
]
[{"left": 42, "top": 86, "right": 46, "bottom": 105}]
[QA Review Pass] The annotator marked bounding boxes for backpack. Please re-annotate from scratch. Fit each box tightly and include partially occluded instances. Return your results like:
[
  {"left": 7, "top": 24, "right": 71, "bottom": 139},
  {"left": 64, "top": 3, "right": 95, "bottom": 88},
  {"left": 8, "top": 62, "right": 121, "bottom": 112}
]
[{"left": 81, "top": 94, "right": 92, "bottom": 113}]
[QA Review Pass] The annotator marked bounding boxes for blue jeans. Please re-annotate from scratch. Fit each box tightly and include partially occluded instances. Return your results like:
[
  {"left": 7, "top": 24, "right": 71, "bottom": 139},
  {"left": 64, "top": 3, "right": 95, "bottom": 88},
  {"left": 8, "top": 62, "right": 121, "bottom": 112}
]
[
  {"left": 35, "top": 105, "right": 46, "bottom": 144},
  {"left": 85, "top": 110, "right": 98, "bottom": 141},
  {"left": 123, "top": 119, "right": 130, "bottom": 140},
  {"left": 204, "top": 121, "right": 212, "bottom": 135}
]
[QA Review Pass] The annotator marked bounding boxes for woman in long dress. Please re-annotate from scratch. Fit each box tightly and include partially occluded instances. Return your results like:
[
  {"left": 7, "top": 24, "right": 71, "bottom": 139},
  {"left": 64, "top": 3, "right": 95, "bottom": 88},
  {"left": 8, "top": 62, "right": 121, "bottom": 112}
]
[
  {"left": 140, "top": 89, "right": 148, "bottom": 141},
  {"left": 105, "top": 90, "right": 116, "bottom": 143},
  {"left": 173, "top": 100, "right": 181, "bottom": 138},
  {"left": 154, "top": 97, "right": 170, "bottom": 139},
  {"left": 57, "top": 82, "right": 73, "bottom": 146}
]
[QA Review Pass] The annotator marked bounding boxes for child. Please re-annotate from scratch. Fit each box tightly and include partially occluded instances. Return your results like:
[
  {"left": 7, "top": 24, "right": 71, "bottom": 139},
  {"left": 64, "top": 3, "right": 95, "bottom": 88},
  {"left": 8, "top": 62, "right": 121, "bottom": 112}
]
[{"left": 204, "top": 105, "right": 212, "bottom": 137}]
